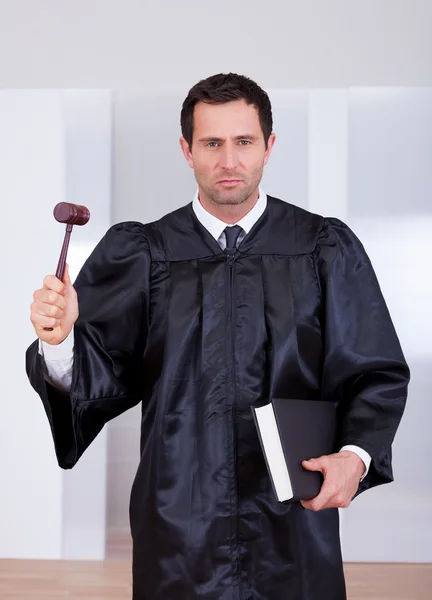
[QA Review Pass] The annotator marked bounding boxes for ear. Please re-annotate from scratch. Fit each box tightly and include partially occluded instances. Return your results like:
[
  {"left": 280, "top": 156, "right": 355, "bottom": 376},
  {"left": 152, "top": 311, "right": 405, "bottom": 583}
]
[
  {"left": 263, "top": 133, "right": 276, "bottom": 166},
  {"left": 179, "top": 136, "right": 194, "bottom": 169}
]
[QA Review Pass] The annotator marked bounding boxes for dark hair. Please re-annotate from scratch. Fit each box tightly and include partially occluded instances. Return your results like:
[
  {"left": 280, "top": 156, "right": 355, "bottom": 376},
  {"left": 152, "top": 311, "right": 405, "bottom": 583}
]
[{"left": 180, "top": 73, "right": 273, "bottom": 150}]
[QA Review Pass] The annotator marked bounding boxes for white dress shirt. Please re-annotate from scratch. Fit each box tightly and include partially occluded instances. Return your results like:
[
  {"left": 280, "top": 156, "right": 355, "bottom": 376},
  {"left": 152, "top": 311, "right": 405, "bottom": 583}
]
[{"left": 39, "top": 187, "right": 371, "bottom": 479}]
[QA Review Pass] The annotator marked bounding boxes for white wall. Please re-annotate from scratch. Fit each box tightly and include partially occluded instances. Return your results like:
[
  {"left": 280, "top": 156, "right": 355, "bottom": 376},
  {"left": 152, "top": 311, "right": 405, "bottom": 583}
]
[
  {"left": 341, "top": 89, "right": 432, "bottom": 562},
  {"left": 0, "top": 91, "right": 65, "bottom": 559},
  {"left": 0, "top": 90, "right": 112, "bottom": 560},
  {"left": 0, "top": 0, "right": 431, "bottom": 88}
]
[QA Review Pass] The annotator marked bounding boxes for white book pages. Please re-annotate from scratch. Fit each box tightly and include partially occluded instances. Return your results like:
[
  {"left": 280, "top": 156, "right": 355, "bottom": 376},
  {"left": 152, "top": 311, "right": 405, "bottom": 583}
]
[{"left": 254, "top": 403, "right": 293, "bottom": 501}]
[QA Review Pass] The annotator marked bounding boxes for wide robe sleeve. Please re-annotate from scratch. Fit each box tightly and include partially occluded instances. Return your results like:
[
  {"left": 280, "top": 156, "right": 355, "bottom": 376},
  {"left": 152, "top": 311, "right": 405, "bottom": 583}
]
[
  {"left": 315, "top": 217, "right": 410, "bottom": 496},
  {"left": 25, "top": 222, "right": 150, "bottom": 469}
]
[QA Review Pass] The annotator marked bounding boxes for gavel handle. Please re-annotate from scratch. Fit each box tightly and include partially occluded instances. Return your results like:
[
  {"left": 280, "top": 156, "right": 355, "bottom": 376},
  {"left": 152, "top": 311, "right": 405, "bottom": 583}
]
[
  {"left": 56, "top": 223, "right": 73, "bottom": 281},
  {"left": 43, "top": 223, "right": 73, "bottom": 332}
]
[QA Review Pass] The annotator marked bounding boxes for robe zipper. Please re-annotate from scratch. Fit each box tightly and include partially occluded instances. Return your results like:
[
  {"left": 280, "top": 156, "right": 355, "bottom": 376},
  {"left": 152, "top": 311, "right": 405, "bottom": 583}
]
[{"left": 227, "top": 252, "right": 240, "bottom": 589}]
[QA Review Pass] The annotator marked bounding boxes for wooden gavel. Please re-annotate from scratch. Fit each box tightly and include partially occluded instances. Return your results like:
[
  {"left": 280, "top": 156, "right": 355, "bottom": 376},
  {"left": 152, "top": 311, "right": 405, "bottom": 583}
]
[
  {"left": 52, "top": 202, "right": 90, "bottom": 281},
  {"left": 44, "top": 202, "right": 90, "bottom": 331}
]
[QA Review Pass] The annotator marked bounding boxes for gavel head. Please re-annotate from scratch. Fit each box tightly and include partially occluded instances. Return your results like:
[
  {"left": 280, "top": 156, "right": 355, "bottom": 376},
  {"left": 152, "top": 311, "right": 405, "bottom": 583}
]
[{"left": 53, "top": 202, "right": 90, "bottom": 226}]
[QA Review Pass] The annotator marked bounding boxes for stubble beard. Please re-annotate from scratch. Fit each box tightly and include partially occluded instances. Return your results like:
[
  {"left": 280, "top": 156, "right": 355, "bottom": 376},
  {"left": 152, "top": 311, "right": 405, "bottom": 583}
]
[{"left": 199, "top": 168, "right": 263, "bottom": 207}]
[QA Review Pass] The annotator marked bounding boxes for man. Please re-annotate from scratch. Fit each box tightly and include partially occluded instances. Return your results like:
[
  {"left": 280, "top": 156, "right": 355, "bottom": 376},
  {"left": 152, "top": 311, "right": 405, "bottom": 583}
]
[{"left": 26, "top": 73, "right": 409, "bottom": 600}]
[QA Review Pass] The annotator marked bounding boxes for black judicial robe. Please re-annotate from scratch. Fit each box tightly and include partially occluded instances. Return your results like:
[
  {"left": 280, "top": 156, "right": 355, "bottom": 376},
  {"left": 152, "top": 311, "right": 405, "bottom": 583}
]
[{"left": 26, "top": 196, "right": 409, "bottom": 600}]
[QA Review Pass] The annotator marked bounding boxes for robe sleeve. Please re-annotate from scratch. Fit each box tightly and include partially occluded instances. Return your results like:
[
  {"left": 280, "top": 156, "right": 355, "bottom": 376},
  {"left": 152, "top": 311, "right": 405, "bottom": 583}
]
[
  {"left": 315, "top": 217, "right": 410, "bottom": 496},
  {"left": 25, "top": 221, "right": 150, "bottom": 469}
]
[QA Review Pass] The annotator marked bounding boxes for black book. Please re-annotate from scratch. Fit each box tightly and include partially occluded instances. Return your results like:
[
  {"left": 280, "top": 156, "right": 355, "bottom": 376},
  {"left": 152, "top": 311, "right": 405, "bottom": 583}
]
[{"left": 251, "top": 398, "right": 337, "bottom": 502}]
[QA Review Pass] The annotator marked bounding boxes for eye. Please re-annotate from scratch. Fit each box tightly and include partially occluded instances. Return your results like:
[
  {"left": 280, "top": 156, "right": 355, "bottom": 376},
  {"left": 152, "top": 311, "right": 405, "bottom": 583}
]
[
  {"left": 239, "top": 140, "right": 251, "bottom": 145},
  {"left": 207, "top": 141, "right": 220, "bottom": 147}
]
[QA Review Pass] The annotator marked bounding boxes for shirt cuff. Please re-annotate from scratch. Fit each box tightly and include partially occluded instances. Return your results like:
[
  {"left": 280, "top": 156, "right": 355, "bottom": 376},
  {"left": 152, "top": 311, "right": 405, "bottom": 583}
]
[
  {"left": 339, "top": 445, "right": 371, "bottom": 481},
  {"left": 38, "top": 328, "right": 75, "bottom": 361}
]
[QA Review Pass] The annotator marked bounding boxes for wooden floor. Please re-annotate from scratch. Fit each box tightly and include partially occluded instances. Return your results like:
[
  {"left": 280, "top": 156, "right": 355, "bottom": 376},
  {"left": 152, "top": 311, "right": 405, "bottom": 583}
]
[
  {"left": 1, "top": 561, "right": 430, "bottom": 599},
  {"left": 0, "top": 534, "right": 430, "bottom": 600}
]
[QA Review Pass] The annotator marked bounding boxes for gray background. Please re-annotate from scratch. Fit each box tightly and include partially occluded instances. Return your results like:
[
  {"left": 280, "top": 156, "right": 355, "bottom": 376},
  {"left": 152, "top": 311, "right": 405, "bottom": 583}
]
[{"left": 1, "top": 0, "right": 431, "bottom": 88}]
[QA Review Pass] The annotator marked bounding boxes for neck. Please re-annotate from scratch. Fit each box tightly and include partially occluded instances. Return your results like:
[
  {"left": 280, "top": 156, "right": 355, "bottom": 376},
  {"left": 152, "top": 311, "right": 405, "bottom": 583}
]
[{"left": 198, "top": 188, "right": 260, "bottom": 224}]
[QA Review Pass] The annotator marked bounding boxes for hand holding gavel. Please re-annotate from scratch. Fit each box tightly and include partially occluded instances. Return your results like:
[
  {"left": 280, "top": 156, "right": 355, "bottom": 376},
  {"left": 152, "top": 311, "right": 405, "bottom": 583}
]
[{"left": 30, "top": 203, "right": 90, "bottom": 346}]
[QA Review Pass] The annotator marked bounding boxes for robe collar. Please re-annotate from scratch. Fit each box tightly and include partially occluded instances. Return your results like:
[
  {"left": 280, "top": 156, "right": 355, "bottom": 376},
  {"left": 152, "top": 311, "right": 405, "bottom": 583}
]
[{"left": 192, "top": 187, "right": 267, "bottom": 245}]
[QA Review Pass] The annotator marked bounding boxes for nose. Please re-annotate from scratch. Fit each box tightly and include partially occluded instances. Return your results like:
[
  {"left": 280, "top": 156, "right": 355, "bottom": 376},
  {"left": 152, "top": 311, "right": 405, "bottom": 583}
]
[{"left": 219, "top": 142, "right": 239, "bottom": 170}]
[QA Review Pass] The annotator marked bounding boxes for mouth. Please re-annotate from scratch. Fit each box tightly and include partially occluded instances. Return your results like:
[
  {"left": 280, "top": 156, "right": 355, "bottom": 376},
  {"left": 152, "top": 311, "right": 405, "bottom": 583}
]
[{"left": 217, "top": 179, "right": 243, "bottom": 185}]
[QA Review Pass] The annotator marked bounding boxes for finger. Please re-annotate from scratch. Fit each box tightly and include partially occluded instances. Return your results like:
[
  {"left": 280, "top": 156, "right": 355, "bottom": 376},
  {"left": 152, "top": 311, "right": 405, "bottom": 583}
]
[
  {"left": 301, "top": 476, "right": 338, "bottom": 512},
  {"left": 301, "top": 496, "right": 327, "bottom": 511},
  {"left": 32, "top": 314, "right": 62, "bottom": 330},
  {"left": 63, "top": 263, "right": 77, "bottom": 297},
  {"left": 311, "top": 479, "right": 339, "bottom": 510},
  {"left": 32, "top": 301, "right": 65, "bottom": 320},
  {"left": 34, "top": 289, "right": 66, "bottom": 310},
  {"left": 302, "top": 457, "right": 325, "bottom": 473},
  {"left": 43, "top": 274, "right": 66, "bottom": 295},
  {"left": 63, "top": 263, "right": 72, "bottom": 286}
]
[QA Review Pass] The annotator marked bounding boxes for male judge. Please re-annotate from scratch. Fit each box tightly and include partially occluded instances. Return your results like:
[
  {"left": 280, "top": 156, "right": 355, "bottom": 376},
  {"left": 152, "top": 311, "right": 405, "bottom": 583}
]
[{"left": 27, "top": 73, "right": 409, "bottom": 600}]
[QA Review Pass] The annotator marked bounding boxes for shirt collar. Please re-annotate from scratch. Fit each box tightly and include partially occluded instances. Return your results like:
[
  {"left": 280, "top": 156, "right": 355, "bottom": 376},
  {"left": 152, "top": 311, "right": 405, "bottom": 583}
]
[{"left": 192, "top": 187, "right": 267, "bottom": 242}]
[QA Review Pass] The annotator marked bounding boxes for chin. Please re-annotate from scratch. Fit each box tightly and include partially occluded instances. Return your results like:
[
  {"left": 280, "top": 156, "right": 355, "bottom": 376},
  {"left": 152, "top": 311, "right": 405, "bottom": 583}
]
[
  {"left": 214, "top": 198, "right": 245, "bottom": 207},
  {"left": 211, "top": 190, "right": 250, "bottom": 206}
]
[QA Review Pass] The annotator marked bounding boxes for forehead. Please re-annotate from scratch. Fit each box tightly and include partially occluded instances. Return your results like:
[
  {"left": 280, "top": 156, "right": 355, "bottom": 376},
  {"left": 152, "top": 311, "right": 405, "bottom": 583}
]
[{"left": 193, "top": 99, "right": 261, "bottom": 137}]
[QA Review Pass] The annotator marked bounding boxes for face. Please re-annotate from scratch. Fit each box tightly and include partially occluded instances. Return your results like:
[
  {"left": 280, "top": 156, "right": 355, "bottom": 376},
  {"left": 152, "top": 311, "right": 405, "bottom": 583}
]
[{"left": 180, "top": 99, "right": 276, "bottom": 208}]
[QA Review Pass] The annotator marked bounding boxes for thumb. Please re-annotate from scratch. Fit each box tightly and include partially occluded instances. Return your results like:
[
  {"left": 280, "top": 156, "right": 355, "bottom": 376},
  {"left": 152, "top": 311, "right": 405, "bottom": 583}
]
[
  {"left": 302, "top": 458, "right": 323, "bottom": 472},
  {"left": 62, "top": 263, "right": 73, "bottom": 291}
]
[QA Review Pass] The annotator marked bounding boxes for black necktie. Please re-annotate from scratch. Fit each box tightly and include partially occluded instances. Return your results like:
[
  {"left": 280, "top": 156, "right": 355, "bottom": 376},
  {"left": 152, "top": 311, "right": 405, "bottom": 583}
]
[{"left": 224, "top": 225, "right": 243, "bottom": 255}]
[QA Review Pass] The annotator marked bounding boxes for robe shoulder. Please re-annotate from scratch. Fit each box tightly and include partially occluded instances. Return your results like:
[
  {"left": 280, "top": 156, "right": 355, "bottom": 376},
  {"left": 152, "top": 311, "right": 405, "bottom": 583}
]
[
  {"left": 74, "top": 221, "right": 150, "bottom": 298},
  {"left": 139, "top": 196, "right": 355, "bottom": 259},
  {"left": 261, "top": 198, "right": 361, "bottom": 258},
  {"left": 85, "top": 220, "right": 150, "bottom": 261}
]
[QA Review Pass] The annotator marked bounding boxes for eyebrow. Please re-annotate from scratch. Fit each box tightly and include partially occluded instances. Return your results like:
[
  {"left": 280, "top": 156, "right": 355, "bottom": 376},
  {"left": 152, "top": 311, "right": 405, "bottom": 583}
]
[{"left": 197, "top": 135, "right": 259, "bottom": 143}]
